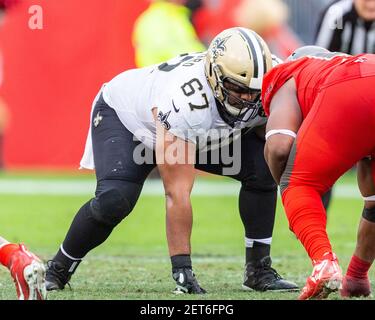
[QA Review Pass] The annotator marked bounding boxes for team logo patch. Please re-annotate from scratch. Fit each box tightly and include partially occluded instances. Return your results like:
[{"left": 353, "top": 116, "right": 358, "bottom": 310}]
[
  {"left": 157, "top": 110, "right": 171, "bottom": 130},
  {"left": 211, "top": 36, "right": 231, "bottom": 59},
  {"left": 93, "top": 111, "right": 103, "bottom": 127}
]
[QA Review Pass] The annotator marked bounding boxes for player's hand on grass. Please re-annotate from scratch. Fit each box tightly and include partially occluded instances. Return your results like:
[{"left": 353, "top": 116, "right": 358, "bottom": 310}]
[{"left": 172, "top": 267, "right": 206, "bottom": 294}]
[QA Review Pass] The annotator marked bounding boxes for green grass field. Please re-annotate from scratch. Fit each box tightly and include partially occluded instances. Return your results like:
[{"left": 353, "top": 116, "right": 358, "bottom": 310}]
[{"left": 0, "top": 170, "right": 371, "bottom": 300}]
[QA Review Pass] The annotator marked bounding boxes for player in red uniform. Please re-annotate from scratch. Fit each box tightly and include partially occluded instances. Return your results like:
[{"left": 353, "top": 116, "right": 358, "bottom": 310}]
[
  {"left": 0, "top": 238, "right": 47, "bottom": 300},
  {"left": 261, "top": 45, "right": 375, "bottom": 299}
]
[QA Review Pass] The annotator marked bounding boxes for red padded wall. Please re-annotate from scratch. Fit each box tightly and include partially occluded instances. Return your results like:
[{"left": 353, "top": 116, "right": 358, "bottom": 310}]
[{"left": 0, "top": 0, "right": 148, "bottom": 168}]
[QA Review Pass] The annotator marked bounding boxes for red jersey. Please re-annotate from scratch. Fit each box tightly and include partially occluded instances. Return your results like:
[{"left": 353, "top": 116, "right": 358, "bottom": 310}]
[{"left": 261, "top": 53, "right": 375, "bottom": 119}]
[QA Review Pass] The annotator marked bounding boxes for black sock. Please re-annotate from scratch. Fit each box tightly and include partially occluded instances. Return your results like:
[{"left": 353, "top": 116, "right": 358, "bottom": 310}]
[
  {"left": 246, "top": 241, "right": 271, "bottom": 265},
  {"left": 239, "top": 186, "right": 275, "bottom": 265},
  {"left": 171, "top": 254, "right": 192, "bottom": 272},
  {"left": 53, "top": 248, "right": 82, "bottom": 274},
  {"left": 60, "top": 200, "right": 115, "bottom": 260}
]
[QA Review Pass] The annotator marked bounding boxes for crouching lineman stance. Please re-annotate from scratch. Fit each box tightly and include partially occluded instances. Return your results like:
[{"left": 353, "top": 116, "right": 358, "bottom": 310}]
[
  {"left": 0, "top": 236, "right": 46, "bottom": 299},
  {"left": 45, "top": 27, "right": 298, "bottom": 294},
  {"left": 262, "top": 45, "right": 375, "bottom": 299}
]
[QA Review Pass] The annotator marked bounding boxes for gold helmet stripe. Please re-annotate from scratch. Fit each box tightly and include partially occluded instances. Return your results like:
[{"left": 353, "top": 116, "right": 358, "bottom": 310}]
[
  {"left": 237, "top": 28, "right": 267, "bottom": 89},
  {"left": 253, "top": 32, "right": 268, "bottom": 77},
  {"left": 237, "top": 27, "right": 259, "bottom": 78},
  {"left": 248, "top": 30, "right": 267, "bottom": 80}
]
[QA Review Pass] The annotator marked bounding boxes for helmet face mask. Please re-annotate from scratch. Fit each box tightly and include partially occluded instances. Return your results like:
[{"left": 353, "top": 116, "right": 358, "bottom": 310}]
[
  {"left": 205, "top": 27, "right": 273, "bottom": 125},
  {"left": 221, "top": 78, "right": 261, "bottom": 117}
]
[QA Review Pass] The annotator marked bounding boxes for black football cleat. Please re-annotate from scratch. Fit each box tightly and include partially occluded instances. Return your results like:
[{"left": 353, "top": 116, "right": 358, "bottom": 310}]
[
  {"left": 45, "top": 260, "right": 72, "bottom": 291},
  {"left": 172, "top": 268, "right": 207, "bottom": 294},
  {"left": 242, "top": 256, "right": 299, "bottom": 292}
]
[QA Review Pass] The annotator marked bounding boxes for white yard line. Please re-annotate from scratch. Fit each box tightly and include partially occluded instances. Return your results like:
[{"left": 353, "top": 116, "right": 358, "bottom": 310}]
[{"left": 0, "top": 178, "right": 361, "bottom": 198}]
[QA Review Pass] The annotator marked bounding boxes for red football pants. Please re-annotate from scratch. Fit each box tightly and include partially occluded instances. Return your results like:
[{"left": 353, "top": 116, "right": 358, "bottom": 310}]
[{"left": 281, "top": 77, "right": 375, "bottom": 261}]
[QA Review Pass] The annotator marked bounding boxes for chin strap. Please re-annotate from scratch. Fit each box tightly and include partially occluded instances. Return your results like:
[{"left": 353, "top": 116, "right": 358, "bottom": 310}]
[{"left": 215, "top": 98, "right": 235, "bottom": 128}]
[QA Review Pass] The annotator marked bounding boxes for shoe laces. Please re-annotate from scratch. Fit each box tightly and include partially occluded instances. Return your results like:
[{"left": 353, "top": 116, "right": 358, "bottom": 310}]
[
  {"left": 312, "top": 252, "right": 338, "bottom": 265},
  {"left": 46, "top": 260, "right": 72, "bottom": 289},
  {"left": 253, "top": 265, "right": 282, "bottom": 281},
  {"left": 245, "top": 256, "right": 284, "bottom": 285}
]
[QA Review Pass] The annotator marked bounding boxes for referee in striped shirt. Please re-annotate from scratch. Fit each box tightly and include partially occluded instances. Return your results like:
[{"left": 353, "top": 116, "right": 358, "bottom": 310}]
[{"left": 315, "top": 0, "right": 375, "bottom": 54}]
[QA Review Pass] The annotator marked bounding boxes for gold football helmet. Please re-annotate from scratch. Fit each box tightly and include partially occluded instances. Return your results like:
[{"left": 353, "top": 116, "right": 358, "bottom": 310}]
[{"left": 205, "top": 27, "right": 273, "bottom": 124}]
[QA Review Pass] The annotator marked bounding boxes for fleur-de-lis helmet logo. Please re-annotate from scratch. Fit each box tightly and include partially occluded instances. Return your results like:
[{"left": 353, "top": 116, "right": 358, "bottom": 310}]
[{"left": 211, "top": 35, "right": 231, "bottom": 60}]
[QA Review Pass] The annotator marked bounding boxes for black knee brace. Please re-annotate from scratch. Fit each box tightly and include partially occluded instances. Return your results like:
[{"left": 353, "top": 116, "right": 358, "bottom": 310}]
[
  {"left": 241, "top": 178, "right": 277, "bottom": 193},
  {"left": 90, "top": 188, "right": 132, "bottom": 227},
  {"left": 362, "top": 206, "right": 375, "bottom": 223},
  {"left": 239, "top": 178, "right": 277, "bottom": 239}
]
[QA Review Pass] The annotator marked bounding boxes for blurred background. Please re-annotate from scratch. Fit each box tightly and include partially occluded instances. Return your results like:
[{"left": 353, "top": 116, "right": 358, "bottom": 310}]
[{"left": 0, "top": 0, "right": 334, "bottom": 169}]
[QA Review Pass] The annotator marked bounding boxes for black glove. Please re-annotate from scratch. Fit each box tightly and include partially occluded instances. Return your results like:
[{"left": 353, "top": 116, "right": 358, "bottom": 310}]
[{"left": 172, "top": 267, "right": 207, "bottom": 294}]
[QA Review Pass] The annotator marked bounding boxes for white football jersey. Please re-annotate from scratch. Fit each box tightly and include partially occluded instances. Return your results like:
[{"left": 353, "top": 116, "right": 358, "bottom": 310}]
[{"left": 80, "top": 52, "right": 267, "bottom": 169}]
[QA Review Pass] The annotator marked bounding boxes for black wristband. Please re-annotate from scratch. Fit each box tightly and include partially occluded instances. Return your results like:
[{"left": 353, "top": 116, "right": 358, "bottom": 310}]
[{"left": 362, "top": 207, "right": 375, "bottom": 223}]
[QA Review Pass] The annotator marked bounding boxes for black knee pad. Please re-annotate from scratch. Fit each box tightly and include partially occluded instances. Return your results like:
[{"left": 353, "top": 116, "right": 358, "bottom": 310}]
[
  {"left": 90, "top": 188, "right": 132, "bottom": 227},
  {"left": 362, "top": 206, "right": 375, "bottom": 223}
]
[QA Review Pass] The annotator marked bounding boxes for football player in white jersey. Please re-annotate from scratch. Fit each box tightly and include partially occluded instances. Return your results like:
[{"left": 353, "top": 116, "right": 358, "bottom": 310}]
[{"left": 45, "top": 27, "right": 298, "bottom": 294}]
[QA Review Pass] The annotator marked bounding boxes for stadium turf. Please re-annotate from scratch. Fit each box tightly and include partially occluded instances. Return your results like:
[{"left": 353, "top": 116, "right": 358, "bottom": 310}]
[{"left": 0, "top": 171, "right": 371, "bottom": 300}]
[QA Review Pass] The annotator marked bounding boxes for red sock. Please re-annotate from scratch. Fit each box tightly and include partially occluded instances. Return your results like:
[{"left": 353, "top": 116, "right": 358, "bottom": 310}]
[
  {"left": 282, "top": 186, "right": 332, "bottom": 261},
  {"left": 346, "top": 255, "right": 371, "bottom": 280},
  {"left": 0, "top": 243, "right": 19, "bottom": 268}
]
